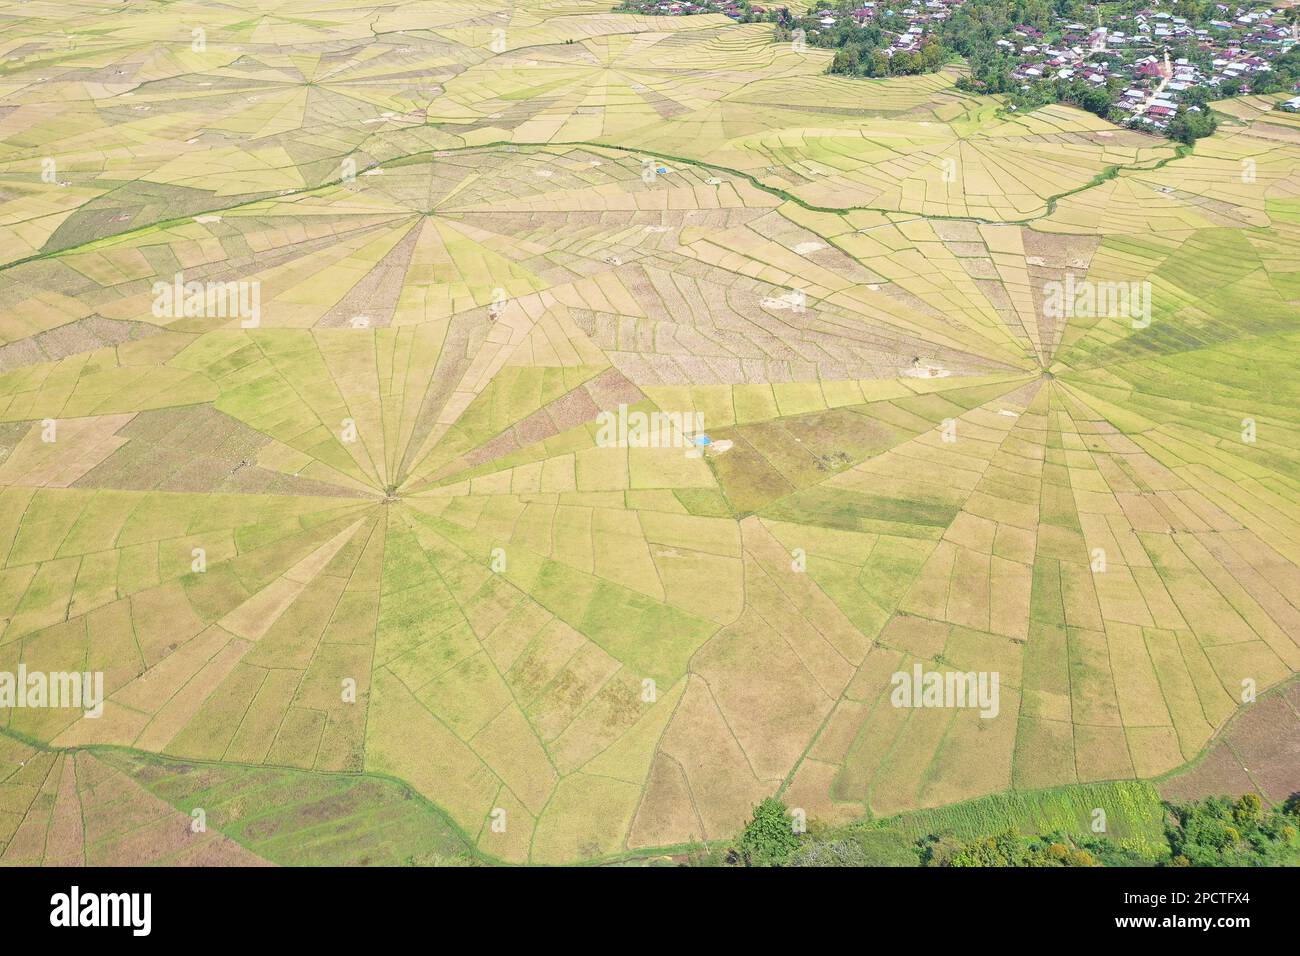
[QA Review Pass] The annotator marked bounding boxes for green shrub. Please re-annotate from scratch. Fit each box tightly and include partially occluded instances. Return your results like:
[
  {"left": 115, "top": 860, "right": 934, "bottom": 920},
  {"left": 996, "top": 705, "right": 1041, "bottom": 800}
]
[
  {"left": 1167, "top": 795, "right": 1300, "bottom": 867},
  {"left": 736, "top": 797, "right": 801, "bottom": 866}
]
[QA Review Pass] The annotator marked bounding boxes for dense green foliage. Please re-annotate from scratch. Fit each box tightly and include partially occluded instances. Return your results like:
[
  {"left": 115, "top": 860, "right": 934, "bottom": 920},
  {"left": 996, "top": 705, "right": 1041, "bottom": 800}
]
[
  {"left": 1164, "top": 105, "right": 1218, "bottom": 145},
  {"left": 1166, "top": 794, "right": 1300, "bottom": 866},
  {"left": 709, "top": 789, "right": 1300, "bottom": 867},
  {"left": 615, "top": 0, "right": 788, "bottom": 24},
  {"left": 736, "top": 797, "right": 803, "bottom": 865},
  {"left": 825, "top": 39, "right": 948, "bottom": 78},
  {"left": 1253, "top": 46, "right": 1300, "bottom": 95},
  {"left": 924, "top": 828, "right": 1102, "bottom": 866}
]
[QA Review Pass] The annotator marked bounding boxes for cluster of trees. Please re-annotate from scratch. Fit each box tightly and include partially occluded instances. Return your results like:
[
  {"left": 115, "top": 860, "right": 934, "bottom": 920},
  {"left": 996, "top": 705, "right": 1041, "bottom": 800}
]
[
  {"left": 943, "top": 0, "right": 1057, "bottom": 59},
  {"left": 772, "top": 6, "right": 948, "bottom": 78},
  {"left": 922, "top": 829, "right": 1102, "bottom": 867},
  {"left": 729, "top": 1, "right": 792, "bottom": 25},
  {"left": 1253, "top": 45, "right": 1300, "bottom": 95},
  {"left": 732, "top": 797, "right": 802, "bottom": 866},
  {"left": 1004, "top": 76, "right": 1117, "bottom": 116},
  {"left": 709, "top": 792, "right": 1300, "bottom": 867},
  {"left": 1166, "top": 106, "right": 1218, "bottom": 144},
  {"left": 827, "top": 39, "right": 948, "bottom": 77},
  {"left": 947, "top": 0, "right": 1068, "bottom": 95},
  {"left": 614, "top": 0, "right": 790, "bottom": 23},
  {"left": 1167, "top": 794, "right": 1300, "bottom": 866}
]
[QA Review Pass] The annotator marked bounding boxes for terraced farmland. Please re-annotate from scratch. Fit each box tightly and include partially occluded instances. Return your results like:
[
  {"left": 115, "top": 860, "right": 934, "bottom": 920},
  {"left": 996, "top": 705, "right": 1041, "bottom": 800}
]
[{"left": 2, "top": 0, "right": 1299, "bottom": 867}]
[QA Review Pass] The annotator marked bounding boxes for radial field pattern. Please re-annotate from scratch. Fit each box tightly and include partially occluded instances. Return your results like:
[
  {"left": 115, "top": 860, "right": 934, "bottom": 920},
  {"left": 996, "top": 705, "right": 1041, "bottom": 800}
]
[{"left": 2, "top": 0, "right": 1300, "bottom": 866}]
